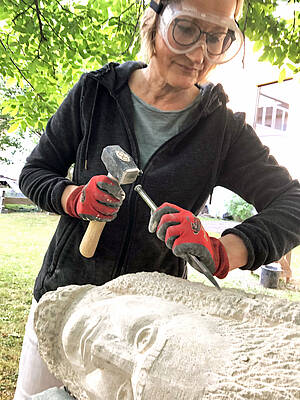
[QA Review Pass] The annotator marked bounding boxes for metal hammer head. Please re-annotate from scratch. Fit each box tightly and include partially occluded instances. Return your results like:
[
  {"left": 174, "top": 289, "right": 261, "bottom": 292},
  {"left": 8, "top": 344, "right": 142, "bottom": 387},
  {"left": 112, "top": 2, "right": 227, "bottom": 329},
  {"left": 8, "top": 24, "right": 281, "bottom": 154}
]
[{"left": 101, "top": 145, "right": 141, "bottom": 185}]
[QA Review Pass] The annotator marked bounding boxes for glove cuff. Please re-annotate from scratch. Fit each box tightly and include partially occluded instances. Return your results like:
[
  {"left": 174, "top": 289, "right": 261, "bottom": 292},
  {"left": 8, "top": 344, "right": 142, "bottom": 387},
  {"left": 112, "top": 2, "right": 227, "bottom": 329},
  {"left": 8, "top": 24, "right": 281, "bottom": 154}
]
[
  {"left": 65, "top": 186, "right": 84, "bottom": 218},
  {"left": 211, "top": 237, "right": 230, "bottom": 279}
]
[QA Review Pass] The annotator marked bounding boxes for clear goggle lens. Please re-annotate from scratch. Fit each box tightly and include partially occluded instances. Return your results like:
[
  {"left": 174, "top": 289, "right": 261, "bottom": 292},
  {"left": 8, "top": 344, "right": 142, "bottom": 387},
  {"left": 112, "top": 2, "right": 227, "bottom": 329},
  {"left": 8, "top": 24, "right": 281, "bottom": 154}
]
[{"left": 158, "top": 4, "right": 244, "bottom": 64}]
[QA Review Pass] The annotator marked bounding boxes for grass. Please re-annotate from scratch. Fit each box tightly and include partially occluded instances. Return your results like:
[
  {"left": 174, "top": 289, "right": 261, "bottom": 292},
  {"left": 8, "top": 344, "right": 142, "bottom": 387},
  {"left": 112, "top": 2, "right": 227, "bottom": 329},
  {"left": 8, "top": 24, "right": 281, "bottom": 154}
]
[
  {"left": 189, "top": 267, "right": 300, "bottom": 302},
  {"left": 189, "top": 227, "right": 300, "bottom": 302},
  {"left": 4, "top": 204, "right": 38, "bottom": 212},
  {"left": 0, "top": 213, "right": 59, "bottom": 400},
  {"left": 0, "top": 213, "right": 299, "bottom": 399}
]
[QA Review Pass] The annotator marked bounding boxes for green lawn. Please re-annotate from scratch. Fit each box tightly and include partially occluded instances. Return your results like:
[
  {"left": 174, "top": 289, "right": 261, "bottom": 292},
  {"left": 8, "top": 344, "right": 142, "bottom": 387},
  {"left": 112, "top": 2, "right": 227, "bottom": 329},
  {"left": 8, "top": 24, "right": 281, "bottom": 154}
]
[
  {"left": 0, "top": 213, "right": 59, "bottom": 400},
  {"left": 0, "top": 212, "right": 299, "bottom": 399}
]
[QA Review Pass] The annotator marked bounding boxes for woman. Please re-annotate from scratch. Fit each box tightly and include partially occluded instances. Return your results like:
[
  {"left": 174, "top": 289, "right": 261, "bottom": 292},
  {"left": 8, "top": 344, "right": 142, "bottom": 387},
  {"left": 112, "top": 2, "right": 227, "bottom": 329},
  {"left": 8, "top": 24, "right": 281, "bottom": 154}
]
[{"left": 14, "top": 0, "right": 300, "bottom": 398}]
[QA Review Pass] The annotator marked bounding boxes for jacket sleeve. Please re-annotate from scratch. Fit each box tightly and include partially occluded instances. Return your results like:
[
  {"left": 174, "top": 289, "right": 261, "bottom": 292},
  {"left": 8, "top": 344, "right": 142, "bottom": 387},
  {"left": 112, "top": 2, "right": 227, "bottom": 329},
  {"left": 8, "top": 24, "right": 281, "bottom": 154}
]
[
  {"left": 218, "top": 111, "right": 300, "bottom": 270},
  {"left": 19, "top": 74, "right": 88, "bottom": 215}
]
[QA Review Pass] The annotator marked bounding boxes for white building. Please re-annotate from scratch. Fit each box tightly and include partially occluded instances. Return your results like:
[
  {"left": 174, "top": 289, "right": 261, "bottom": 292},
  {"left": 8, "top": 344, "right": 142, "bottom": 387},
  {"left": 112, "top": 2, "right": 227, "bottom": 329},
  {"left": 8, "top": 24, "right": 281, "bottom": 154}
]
[{"left": 207, "top": 39, "right": 300, "bottom": 217}]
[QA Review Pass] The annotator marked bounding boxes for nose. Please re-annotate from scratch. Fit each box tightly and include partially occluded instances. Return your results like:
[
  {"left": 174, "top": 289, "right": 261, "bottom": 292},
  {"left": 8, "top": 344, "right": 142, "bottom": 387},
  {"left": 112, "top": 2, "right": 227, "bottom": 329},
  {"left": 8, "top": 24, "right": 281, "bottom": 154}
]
[
  {"left": 92, "top": 342, "right": 134, "bottom": 374},
  {"left": 185, "top": 43, "right": 205, "bottom": 65}
]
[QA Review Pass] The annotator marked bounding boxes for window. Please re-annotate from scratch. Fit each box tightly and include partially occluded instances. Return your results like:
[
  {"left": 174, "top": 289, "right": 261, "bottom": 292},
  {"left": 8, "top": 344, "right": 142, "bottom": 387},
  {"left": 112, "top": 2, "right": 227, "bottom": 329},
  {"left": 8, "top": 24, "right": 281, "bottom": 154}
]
[
  {"left": 275, "top": 109, "right": 283, "bottom": 130},
  {"left": 265, "top": 106, "right": 273, "bottom": 127},
  {"left": 254, "top": 82, "right": 289, "bottom": 134},
  {"left": 283, "top": 112, "right": 288, "bottom": 131},
  {"left": 256, "top": 107, "right": 263, "bottom": 125}
]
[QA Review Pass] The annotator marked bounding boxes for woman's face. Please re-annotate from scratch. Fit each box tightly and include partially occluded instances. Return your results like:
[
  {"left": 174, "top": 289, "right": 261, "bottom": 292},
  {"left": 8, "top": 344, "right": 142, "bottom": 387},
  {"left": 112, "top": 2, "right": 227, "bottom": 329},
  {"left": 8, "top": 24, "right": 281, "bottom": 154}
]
[
  {"left": 153, "top": 0, "right": 237, "bottom": 88},
  {"left": 61, "top": 295, "right": 188, "bottom": 399},
  {"left": 61, "top": 293, "right": 225, "bottom": 400}
]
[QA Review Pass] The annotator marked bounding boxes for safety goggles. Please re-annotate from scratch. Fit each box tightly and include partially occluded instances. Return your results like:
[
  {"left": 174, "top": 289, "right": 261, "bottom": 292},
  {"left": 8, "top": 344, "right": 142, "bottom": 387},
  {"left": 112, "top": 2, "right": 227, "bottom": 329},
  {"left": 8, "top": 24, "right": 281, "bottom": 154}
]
[{"left": 156, "top": 3, "right": 244, "bottom": 64}]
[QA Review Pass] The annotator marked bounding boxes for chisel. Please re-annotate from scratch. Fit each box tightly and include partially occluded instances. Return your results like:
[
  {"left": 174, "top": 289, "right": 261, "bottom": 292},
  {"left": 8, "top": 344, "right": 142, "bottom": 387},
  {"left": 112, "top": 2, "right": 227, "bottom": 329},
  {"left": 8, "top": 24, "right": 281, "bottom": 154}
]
[{"left": 134, "top": 184, "right": 221, "bottom": 290}]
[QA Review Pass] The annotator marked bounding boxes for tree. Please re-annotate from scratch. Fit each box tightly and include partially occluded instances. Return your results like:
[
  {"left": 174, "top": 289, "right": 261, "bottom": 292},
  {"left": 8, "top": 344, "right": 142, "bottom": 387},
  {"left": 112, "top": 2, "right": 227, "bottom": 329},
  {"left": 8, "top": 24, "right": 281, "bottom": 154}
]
[
  {"left": 0, "top": 113, "right": 23, "bottom": 164},
  {"left": 0, "top": 82, "right": 25, "bottom": 163},
  {"left": 0, "top": 0, "right": 298, "bottom": 132},
  {"left": 239, "top": 0, "right": 299, "bottom": 81},
  {"left": 0, "top": 81, "right": 40, "bottom": 164},
  {"left": 0, "top": 0, "right": 146, "bottom": 131},
  {"left": 226, "top": 194, "right": 255, "bottom": 222}
]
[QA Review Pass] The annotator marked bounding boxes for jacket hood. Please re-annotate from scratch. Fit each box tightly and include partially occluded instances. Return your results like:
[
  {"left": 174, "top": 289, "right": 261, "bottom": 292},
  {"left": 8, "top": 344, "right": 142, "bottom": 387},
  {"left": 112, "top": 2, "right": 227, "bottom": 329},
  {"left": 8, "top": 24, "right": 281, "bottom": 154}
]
[
  {"left": 82, "top": 61, "right": 228, "bottom": 169},
  {"left": 88, "top": 61, "right": 146, "bottom": 95},
  {"left": 88, "top": 61, "right": 228, "bottom": 116}
]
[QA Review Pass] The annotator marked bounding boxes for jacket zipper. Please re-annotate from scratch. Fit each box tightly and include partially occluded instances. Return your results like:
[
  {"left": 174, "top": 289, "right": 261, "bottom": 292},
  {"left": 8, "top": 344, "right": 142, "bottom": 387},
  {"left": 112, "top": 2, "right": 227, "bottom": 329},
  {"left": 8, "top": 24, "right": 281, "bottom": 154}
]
[
  {"left": 111, "top": 85, "right": 222, "bottom": 277},
  {"left": 113, "top": 99, "right": 207, "bottom": 277},
  {"left": 113, "top": 98, "right": 141, "bottom": 278}
]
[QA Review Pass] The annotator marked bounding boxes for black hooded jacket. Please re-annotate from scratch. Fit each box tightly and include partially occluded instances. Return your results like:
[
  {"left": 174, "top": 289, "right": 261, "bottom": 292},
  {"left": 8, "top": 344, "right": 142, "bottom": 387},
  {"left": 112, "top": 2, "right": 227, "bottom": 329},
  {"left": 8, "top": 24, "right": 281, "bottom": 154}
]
[{"left": 19, "top": 61, "right": 300, "bottom": 301}]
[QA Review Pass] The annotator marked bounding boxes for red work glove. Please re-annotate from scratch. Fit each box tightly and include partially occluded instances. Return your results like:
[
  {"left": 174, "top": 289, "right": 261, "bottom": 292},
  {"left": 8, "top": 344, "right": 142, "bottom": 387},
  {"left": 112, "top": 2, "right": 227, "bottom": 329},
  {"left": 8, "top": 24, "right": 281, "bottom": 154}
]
[
  {"left": 149, "top": 203, "right": 229, "bottom": 279},
  {"left": 65, "top": 175, "right": 125, "bottom": 222}
]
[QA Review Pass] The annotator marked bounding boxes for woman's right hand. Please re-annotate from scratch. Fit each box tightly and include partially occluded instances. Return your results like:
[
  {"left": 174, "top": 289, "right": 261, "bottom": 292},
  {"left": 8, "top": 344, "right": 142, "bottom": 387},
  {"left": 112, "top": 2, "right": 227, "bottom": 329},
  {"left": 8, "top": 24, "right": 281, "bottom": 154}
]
[{"left": 64, "top": 175, "right": 125, "bottom": 221}]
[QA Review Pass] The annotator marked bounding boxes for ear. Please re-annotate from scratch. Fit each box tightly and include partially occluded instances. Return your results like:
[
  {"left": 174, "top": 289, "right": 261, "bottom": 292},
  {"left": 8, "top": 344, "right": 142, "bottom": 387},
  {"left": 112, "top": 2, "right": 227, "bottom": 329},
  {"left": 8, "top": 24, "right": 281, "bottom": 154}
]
[
  {"left": 134, "top": 325, "right": 158, "bottom": 354},
  {"left": 151, "top": 27, "right": 157, "bottom": 56},
  {"left": 116, "top": 380, "right": 134, "bottom": 400}
]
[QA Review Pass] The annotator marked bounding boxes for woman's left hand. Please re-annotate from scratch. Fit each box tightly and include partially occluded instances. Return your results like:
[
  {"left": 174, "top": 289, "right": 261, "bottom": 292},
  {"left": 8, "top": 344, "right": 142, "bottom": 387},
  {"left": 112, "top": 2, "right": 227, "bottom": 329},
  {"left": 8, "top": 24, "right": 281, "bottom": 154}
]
[{"left": 149, "top": 202, "right": 229, "bottom": 279}]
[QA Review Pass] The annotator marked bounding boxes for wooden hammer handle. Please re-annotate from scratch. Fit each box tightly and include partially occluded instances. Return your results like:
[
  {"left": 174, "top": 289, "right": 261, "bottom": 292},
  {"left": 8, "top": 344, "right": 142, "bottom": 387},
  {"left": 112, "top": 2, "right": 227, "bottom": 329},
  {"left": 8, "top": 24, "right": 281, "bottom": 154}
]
[
  {"left": 79, "top": 174, "right": 117, "bottom": 258},
  {"left": 79, "top": 220, "right": 106, "bottom": 258}
]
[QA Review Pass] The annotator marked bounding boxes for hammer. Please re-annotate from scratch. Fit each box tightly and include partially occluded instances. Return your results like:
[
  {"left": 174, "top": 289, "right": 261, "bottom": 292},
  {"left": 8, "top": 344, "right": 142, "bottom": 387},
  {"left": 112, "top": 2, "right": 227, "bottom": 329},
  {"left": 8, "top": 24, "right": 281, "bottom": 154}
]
[{"left": 79, "top": 145, "right": 141, "bottom": 258}]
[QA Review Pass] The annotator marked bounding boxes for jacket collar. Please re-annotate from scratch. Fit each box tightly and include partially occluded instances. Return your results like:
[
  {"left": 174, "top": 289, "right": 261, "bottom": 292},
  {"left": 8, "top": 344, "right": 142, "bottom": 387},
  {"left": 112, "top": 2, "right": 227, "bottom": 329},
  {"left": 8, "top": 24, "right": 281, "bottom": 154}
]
[
  {"left": 89, "top": 61, "right": 228, "bottom": 116},
  {"left": 89, "top": 61, "right": 147, "bottom": 96}
]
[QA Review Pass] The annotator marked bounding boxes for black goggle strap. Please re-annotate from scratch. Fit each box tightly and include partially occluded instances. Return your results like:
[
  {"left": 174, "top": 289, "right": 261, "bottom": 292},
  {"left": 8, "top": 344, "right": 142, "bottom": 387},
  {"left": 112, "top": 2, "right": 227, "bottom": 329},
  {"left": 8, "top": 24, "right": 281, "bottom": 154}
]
[
  {"left": 229, "top": 29, "right": 236, "bottom": 43},
  {"left": 150, "top": 0, "right": 164, "bottom": 14}
]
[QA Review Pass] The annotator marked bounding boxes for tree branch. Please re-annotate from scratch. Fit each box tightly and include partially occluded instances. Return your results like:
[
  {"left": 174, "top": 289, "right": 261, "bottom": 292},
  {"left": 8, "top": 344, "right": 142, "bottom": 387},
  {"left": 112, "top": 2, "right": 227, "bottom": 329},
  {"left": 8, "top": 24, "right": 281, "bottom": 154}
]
[
  {"left": 121, "top": 2, "right": 145, "bottom": 55},
  {"left": 0, "top": 38, "right": 44, "bottom": 101},
  {"left": 19, "top": 0, "right": 74, "bottom": 51},
  {"left": 12, "top": 2, "right": 34, "bottom": 24},
  {"left": 40, "top": 15, "right": 74, "bottom": 51},
  {"left": 290, "top": 9, "right": 296, "bottom": 36},
  {"left": 100, "top": 3, "right": 136, "bottom": 25},
  {"left": 52, "top": 0, "right": 74, "bottom": 15},
  {"left": 33, "top": 0, "right": 47, "bottom": 42}
]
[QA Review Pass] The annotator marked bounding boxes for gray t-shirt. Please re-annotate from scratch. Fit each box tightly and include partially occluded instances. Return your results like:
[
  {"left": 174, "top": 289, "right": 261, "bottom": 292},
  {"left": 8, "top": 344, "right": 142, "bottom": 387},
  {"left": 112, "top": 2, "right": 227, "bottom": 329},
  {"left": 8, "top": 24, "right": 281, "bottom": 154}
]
[{"left": 131, "top": 90, "right": 202, "bottom": 168}]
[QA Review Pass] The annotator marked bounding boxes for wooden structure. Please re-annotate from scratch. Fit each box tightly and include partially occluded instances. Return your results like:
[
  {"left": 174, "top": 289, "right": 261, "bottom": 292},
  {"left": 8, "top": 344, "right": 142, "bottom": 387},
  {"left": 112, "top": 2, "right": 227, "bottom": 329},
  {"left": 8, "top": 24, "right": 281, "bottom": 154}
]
[{"left": 0, "top": 175, "right": 34, "bottom": 213}]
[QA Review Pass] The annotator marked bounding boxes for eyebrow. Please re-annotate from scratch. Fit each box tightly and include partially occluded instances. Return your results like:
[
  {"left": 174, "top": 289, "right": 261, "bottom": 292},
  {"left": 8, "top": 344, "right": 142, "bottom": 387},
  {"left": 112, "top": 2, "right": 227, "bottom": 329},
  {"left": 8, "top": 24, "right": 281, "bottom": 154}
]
[{"left": 177, "top": 17, "right": 228, "bottom": 33}]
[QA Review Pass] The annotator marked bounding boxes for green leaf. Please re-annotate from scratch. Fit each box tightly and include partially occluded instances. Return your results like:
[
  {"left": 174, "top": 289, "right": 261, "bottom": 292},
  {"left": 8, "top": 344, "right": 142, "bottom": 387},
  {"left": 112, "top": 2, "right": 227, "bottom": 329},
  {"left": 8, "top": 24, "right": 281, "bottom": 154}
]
[
  {"left": 286, "top": 63, "right": 296, "bottom": 72},
  {"left": 258, "top": 52, "right": 268, "bottom": 62},
  {"left": 7, "top": 122, "right": 20, "bottom": 133},
  {"left": 20, "top": 120, "right": 27, "bottom": 131},
  {"left": 10, "top": 107, "right": 19, "bottom": 117},
  {"left": 2, "top": 105, "right": 12, "bottom": 114},
  {"left": 278, "top": 68, "right": 286, "bottom": 83},
  {"left": 5, "top": 77, "right": 18, "bottom": 88}
]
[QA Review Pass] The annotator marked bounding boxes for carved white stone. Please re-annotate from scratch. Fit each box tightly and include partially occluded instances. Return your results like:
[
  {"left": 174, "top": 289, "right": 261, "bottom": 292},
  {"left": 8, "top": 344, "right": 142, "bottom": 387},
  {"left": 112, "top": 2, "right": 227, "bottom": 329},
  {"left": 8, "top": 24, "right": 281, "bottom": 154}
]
[{"left": 34, "top": 272, "right": 300, "bottom": 400}]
